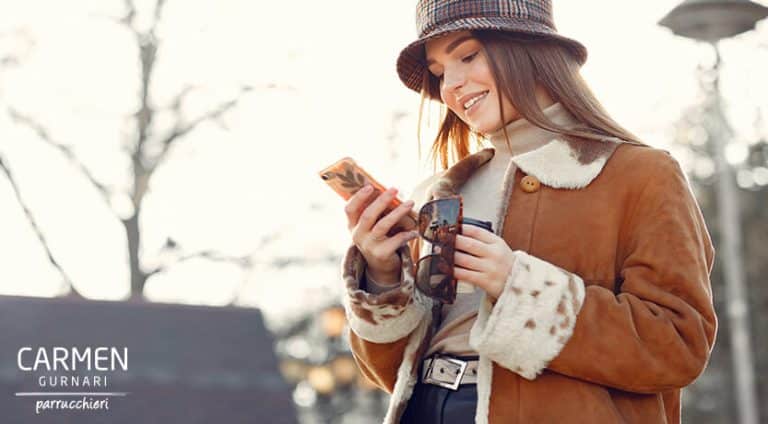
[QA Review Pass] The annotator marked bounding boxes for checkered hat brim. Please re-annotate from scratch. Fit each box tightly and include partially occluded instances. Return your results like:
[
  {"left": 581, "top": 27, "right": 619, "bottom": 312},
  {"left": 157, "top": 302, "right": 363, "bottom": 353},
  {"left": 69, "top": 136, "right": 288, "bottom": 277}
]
[{"left": 396, "top": 2, "right": 588, "bottom": 97}]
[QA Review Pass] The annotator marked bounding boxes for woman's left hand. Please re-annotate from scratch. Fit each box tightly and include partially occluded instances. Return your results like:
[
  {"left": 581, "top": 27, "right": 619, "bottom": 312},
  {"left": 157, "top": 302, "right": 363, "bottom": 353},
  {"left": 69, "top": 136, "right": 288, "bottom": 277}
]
[{"left": 454, "top": 224, "right": 517, "bottom": 301}]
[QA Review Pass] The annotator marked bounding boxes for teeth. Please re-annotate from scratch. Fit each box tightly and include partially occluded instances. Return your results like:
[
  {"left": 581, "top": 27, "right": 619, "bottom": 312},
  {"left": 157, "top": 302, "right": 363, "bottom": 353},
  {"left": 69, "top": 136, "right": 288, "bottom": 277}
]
[{"left": 464, "top": 92, "right": 488, "bottom": 110}]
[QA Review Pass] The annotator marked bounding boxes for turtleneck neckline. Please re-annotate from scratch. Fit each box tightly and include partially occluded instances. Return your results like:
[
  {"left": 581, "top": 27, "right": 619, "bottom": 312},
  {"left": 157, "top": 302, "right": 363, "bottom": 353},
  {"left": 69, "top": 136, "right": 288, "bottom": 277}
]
[{"left": 484, "top": 102, "right": 579, "bottom": 158}]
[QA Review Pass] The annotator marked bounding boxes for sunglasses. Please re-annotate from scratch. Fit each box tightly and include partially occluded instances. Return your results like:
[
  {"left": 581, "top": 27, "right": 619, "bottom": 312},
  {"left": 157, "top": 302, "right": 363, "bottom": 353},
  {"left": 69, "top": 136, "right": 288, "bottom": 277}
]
[{"left": 415, "top": 196, "right": 463, "bottom": 304}]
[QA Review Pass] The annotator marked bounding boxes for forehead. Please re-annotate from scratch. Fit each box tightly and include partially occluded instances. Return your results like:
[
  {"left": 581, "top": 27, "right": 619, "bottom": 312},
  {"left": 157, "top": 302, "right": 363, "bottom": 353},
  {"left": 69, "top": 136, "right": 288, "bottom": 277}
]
[{"left": 424, "top": 30, "right": 475, "bottom": 62}]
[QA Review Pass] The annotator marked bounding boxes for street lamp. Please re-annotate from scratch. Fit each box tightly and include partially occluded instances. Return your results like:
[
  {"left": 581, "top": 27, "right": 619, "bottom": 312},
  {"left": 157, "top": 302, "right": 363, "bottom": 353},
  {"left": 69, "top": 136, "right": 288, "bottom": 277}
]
[
  {"left": 659, "top": 2, "right": 768, "bottom": 424},
  {"left": 660, "top": 0, "right": 768, "bottom": 41}
]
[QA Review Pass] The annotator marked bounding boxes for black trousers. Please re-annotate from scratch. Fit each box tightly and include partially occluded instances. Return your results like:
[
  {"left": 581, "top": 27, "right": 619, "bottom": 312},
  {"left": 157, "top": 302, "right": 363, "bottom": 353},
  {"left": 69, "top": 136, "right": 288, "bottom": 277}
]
[{"left": 399, "top": 382, "right": 478, "bottom": 424}]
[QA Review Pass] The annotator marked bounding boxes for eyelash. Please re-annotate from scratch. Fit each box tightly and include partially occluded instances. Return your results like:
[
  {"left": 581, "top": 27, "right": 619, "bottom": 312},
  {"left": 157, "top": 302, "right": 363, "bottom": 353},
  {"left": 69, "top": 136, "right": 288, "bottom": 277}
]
[
  {"left": 462, "top": 52, "right": 478, "bottom": 63},
  {"left": 435, "top": 52, "right": 478, "bottom": 80}
]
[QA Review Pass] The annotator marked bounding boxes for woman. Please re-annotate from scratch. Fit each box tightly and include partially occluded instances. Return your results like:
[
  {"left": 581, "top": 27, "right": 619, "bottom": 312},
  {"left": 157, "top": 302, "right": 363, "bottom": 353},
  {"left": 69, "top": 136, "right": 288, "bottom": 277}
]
[{"left": 340, "top": 1, "right": 716, "bottom": 423}]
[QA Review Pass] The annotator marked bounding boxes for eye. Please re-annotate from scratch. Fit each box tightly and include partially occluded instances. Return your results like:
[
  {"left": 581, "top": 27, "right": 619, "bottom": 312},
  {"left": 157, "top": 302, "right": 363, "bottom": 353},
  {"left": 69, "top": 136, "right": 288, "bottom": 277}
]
[
  {"left": 462, "top": 52, "right": 478, "bottom": 63},
  {"left": 428, "top": 71, "right": 444, "bottom": 83},
  {"left": 428, "top": 68, "right": 443, "bottom": 80}
]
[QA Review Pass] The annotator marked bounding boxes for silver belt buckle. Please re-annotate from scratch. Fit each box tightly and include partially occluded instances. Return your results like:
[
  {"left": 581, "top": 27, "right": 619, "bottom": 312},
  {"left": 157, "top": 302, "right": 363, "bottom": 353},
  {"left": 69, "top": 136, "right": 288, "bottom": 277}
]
[{"left": 423, "top": 355, "right": 468, "bottom": 391}]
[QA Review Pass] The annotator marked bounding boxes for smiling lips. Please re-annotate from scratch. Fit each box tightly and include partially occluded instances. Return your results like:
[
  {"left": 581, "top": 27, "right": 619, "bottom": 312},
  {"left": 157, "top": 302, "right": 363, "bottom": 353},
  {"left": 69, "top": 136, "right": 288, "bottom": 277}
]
[{"left": 461, "top": 90, "right": 489, "bottom": 113}]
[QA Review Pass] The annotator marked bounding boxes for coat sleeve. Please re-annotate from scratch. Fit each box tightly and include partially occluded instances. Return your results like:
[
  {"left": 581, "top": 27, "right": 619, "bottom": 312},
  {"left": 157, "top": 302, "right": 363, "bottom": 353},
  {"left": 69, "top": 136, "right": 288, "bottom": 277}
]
[
  {"left": 470, "top": 151, "right": 717, "bottom": 393},
  {"left": 342, "top": 174, "right": 439, "bottom": 392},
  {"left": 343, "top": 238, "right": 429, "bottom": 392}
]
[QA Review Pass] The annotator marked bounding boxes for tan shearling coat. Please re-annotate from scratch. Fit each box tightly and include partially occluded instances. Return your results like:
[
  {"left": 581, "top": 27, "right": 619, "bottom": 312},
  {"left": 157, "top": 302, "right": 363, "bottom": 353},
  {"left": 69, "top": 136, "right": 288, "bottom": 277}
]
[{"left": 341, "top": 137, "right": 716, "bottom": 424}]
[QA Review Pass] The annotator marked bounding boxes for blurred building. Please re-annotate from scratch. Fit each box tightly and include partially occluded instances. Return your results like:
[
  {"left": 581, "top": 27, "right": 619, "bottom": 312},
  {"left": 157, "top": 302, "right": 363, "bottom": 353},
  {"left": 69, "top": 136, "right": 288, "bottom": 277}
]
[{"left": 0, "top": 295, "right": 296, "bottom": 424}]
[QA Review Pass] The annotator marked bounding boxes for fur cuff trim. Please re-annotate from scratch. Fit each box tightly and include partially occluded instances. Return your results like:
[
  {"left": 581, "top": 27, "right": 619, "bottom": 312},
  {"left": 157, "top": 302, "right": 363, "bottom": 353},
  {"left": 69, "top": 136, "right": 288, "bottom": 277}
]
[
  {"left": 341, "top": 244, "right": 427, "bottom": 343},
  {"left": 469, "top": 250, "right": 585, "bottom": 379}
]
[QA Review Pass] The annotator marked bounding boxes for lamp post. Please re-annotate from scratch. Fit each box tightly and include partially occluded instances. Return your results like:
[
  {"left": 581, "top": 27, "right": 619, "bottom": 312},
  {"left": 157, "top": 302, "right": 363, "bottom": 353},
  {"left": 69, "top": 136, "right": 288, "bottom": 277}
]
[{"left": 659, "top": 2, "right": 768, "bottom": 424}]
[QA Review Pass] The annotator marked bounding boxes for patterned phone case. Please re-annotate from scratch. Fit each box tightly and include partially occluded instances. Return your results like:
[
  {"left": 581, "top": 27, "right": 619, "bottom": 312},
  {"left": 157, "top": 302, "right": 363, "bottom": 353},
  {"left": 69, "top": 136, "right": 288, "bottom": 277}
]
[{"left": 319, "top": 157, "right": 417, "bottom": 234}]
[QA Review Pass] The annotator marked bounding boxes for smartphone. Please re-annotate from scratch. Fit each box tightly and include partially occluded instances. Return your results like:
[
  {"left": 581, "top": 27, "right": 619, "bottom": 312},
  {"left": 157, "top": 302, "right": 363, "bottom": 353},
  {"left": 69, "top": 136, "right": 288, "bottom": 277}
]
[{"left": 319, "top": 157, "right": 417, "bottom": 234}]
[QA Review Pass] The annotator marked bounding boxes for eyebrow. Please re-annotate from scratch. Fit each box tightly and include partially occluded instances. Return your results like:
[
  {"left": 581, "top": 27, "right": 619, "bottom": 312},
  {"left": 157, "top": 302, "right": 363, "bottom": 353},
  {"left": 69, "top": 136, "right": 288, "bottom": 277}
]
[{"left": 425, "top": 35, "right": 475, "bottom": 67}]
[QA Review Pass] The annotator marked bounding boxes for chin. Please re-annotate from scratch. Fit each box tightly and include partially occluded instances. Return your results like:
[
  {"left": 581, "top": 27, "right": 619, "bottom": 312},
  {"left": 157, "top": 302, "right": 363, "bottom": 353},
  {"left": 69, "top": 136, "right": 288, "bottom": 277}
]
[
  {"left": 470, "top": 119, "right": 503, "bottom": 135},
  {"left": 466, "top": 111, "right": 507, "bottom": 134}
]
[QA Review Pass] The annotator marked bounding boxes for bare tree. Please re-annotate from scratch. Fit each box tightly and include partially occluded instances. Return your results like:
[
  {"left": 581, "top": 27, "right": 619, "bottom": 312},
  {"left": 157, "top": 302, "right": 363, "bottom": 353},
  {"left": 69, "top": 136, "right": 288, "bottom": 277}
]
[{"left": 2, "top": 0, "right": 267, "bottom": 300}]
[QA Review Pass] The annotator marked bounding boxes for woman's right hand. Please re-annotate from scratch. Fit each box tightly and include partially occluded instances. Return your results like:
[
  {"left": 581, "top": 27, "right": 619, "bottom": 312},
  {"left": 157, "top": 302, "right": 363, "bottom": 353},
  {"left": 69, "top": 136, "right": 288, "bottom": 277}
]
[{"left": 345, "top": 185, "right": 419, "bottom": 285}]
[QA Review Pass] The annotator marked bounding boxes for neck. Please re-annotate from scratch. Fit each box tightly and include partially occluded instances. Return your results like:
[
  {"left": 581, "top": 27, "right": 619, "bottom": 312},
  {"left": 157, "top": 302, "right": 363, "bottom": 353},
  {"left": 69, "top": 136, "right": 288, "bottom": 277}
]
[{"left": 485, "top": 102, "right": 579, "bottom": 158}]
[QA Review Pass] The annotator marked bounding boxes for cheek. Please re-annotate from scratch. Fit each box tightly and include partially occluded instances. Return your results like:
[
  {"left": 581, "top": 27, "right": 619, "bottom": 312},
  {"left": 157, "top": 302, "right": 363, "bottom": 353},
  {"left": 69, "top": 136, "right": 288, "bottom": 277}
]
[
  {"left": 448, "top": 101, "right": 463, "bottom": 117},
  {"left": 470, "top": 55, "right": 495, "bottom": 86},
  {"left": 439, "top": 88, "right": 448, "bottom": 106},
  {"left": 441, "top": 92, "right": 463, "bottom": 116},
  {"left": 498, "top": 92, "right": 518, "bottom": 121}
]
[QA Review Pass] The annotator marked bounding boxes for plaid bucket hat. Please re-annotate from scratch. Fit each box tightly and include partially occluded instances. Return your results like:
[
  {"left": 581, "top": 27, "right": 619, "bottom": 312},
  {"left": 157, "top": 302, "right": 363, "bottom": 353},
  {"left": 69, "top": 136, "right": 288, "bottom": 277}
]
[{"left": 396, "top": 0, "right": 588, "bottom": 95}]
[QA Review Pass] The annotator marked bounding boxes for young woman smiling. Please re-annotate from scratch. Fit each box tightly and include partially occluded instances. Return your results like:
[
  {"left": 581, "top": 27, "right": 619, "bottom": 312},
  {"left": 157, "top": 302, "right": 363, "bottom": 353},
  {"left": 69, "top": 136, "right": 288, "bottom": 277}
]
[{"left": 339, "top": 1, "right": 717, "bottom": 423}]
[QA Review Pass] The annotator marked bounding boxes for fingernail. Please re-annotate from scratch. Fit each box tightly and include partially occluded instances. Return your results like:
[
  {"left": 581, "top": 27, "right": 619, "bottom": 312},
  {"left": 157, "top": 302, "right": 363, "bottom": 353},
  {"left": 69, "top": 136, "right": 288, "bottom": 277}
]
[{"left": 362, "top": 185, "right": 372, "bottom": 193}]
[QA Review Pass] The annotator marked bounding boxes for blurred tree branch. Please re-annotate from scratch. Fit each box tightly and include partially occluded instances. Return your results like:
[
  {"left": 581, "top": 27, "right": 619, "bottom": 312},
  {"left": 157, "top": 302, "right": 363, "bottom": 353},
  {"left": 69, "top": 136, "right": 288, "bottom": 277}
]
[
  {"left": 146, "top": 249, "right": 254, "bottom": 279},
  {"left": 227, "top": 252, "right": 342, "bottom": 307},
  {"left": 152, "top": 84, "right": 254, "bottom": 170},
  {"left": 0, "top": 155, "right": 82, "bottom": 298},
  {"left": 0, "top": 29, "right": 34, "bottom": 68},
  {"left": 6, "top": 109, "right": 114, "bottom": 205}
]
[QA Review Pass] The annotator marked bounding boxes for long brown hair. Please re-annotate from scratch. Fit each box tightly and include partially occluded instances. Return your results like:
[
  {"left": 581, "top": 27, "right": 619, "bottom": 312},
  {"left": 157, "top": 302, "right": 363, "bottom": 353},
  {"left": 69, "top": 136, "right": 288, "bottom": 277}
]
[{"left": 418, "top": 30, "right": 646, "bottom": 170}]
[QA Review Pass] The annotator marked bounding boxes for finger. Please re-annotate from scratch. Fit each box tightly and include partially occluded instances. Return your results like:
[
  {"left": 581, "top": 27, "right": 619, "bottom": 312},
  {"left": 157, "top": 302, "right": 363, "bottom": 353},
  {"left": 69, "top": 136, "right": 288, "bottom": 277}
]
[
  {"left": 454, "top": 267, "right": 487, "bottom": 291},
  {"left": 370, "top": 199, "right": 415, "bottom": 237},
  {"left": 357, "top": 187, "right": 399, "bottom": 231},
  {"left": 380, "top": 230, "right": 419, "bottom": 253},
  {"left": 455, "top": 234, "right": 490, "bottom": 257},
  {"left": 454, "top": 250, "right": 486, "bottom": 273},
  {"left": 344, "top": 185, "right": 376, "bottom": 228},
  {"left": 461, "top": 224, "right": 496, "bottom": 243},
  {"left": 364, "top": 230, "right": 417, "bottom": 267}
]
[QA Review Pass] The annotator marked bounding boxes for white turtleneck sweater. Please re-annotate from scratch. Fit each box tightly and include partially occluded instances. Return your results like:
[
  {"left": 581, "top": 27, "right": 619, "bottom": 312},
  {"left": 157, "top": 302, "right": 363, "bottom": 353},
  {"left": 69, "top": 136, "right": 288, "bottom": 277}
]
[{"left": 366, "top": 102, "right": 580, "bottom": 357}]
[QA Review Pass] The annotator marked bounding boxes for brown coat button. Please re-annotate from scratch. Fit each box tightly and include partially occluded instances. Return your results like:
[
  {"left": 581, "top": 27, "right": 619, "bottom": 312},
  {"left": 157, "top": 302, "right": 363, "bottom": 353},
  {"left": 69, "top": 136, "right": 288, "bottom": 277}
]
[{"left": 520, "top": 175, "right": 541, "bottom": 193}]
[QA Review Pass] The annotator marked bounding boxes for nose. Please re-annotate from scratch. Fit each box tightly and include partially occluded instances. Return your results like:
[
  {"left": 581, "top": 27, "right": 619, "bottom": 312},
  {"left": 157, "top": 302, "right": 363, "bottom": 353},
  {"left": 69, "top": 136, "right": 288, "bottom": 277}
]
[{"left": 441, "top": 68, "right": 465, "bottom": 95}]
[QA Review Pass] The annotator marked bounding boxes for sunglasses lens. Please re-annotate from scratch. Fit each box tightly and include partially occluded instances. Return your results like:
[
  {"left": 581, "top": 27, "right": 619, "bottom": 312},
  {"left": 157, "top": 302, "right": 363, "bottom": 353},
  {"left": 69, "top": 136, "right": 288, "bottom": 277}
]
[
  {"left": 418, "top": 198, "right": 461, "bottom": 242},
  {"left": 416, "top": 254, "right": 456, "bottom": 304}
]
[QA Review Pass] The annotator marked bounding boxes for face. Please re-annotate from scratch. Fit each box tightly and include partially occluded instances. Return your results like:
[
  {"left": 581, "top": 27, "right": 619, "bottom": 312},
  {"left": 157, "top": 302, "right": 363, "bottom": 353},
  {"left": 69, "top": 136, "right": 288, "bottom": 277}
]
[{"left": 425, "top": 31, "right": 518, "bottom": 134}]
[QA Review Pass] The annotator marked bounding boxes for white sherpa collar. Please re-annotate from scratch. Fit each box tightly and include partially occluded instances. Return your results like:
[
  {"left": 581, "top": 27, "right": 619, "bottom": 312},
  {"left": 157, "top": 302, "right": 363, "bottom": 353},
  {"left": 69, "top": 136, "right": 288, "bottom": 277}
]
[
  {"left": 510, "top": 137, "right": 622, "bottom": 190},
  {"left": 422, "top": 137, "right": 631, "bottom": 249},
  {"left": 427, "top": 137, "right": 625, "bottom": 202}
]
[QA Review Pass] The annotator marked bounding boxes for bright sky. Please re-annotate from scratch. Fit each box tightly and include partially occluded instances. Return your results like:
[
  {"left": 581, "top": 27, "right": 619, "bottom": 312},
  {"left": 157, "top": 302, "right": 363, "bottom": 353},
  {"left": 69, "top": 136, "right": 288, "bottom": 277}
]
[{"left": 0, "top": 0, "right": 766, "bottom": 328}]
